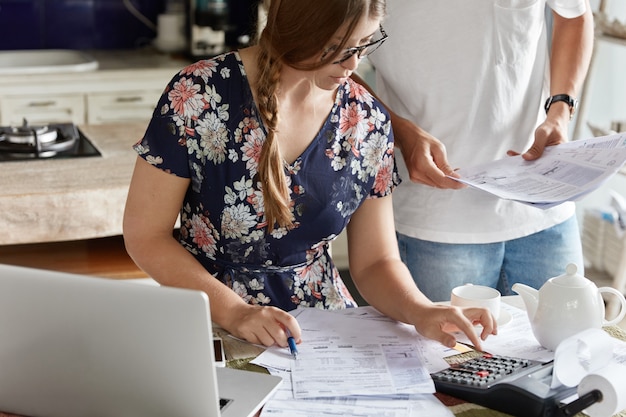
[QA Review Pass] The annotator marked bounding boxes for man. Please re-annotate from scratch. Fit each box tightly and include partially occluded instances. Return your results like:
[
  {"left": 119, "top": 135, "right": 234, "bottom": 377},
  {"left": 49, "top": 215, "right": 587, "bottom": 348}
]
[{"left": 366, "top": 0, "right": 594, "bottom": 301}]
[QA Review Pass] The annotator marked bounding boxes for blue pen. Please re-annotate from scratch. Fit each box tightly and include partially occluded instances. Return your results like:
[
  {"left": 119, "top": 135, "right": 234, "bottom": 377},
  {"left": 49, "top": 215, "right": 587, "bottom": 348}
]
[{"left": 286, "top": 331, "right": 298, "bottom": 360}]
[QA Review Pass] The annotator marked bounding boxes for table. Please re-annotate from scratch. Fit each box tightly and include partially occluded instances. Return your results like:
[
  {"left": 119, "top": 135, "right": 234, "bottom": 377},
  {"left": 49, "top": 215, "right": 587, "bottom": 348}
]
[
  {"left": 1, "top": 298, "right": 625, "bottom": 417},
  {"left": 215, "top": 297, "right": 626, "bottom": 417}
]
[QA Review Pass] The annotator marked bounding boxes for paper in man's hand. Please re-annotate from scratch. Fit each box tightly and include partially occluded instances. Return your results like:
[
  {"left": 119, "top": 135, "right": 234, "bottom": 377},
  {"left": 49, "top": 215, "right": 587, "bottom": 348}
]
[{"left": 449, "top": 133, "right": 626, "bottom": 209}]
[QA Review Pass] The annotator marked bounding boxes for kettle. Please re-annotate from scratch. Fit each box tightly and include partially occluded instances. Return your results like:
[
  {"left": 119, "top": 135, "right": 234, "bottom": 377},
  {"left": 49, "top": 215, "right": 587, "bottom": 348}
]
[{"left": 512, "top": 263, "right": 626, "bottom": 351}]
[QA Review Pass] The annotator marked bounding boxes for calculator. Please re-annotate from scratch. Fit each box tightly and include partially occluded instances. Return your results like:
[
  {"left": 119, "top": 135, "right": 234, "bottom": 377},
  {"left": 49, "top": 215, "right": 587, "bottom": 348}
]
[{"left": 431, "top": 353, "right": 578, "bottom": 417}]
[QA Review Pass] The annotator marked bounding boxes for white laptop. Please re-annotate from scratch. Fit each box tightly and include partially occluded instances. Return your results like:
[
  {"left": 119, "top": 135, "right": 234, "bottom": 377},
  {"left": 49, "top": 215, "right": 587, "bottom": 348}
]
[{"left": 0, "top": 263, "right": 282, "bottom": 417}]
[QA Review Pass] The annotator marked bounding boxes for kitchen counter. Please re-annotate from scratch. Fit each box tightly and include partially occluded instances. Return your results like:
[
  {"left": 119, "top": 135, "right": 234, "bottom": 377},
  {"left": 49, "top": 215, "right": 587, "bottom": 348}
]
[
  {"left": 0, "top": 48, "right": 192, "bottom": 96},
  {"left": 0, "top": 123, "right": 146, "bottom": 245}
]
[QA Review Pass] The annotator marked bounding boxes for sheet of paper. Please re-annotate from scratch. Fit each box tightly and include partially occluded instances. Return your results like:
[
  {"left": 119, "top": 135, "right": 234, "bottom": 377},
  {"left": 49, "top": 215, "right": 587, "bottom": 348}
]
[
  {"left": 261, "top": 369, "right": 452, "bottom": 417},
  {"left": 290, "top": 339, "right": 432, "bottom": 398},
  {"left": 260, "top": 394, "right": 453, "bottom": 417},
  {"left": 451, "top": 303, "right": 555, "bottom": 363},
  {"left": 253, "top": 307, "right": 433, "bottom": 371},
  {"left": 450, "top": 133, "right": 626, "bottom": 208},
  {"left": 252, "top": 307, "right": 435, "bottom": 396},
  {"left": 260, "top": 398, "right": 410, "bottom": 417}
]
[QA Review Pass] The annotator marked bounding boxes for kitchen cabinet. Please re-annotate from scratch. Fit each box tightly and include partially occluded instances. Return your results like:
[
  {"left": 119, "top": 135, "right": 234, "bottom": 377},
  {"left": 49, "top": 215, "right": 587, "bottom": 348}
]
[
  {"left": 0, "top": 49, "right": 189, "bottom": 127},
  {"left": 0, "top": 93, "right": 86, "bottom": 125},
  {"left": 86, "top": 89, "right": 163, "bottom": 125}
]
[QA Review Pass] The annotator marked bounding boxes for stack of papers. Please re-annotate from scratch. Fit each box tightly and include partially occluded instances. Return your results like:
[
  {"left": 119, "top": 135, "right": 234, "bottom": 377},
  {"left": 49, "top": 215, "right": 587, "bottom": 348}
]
[
  {"left": 451, "top": 133, "right": 626, "bottom": 208},
  {"left": 253, "top": 307, "right": 454, "bottom": 417}
]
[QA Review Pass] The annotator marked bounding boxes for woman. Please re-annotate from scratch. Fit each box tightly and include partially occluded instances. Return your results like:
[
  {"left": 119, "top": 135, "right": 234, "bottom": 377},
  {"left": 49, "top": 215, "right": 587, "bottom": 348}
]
[{"left": 123, "top": 0, "right": 496, "bottom": 351}]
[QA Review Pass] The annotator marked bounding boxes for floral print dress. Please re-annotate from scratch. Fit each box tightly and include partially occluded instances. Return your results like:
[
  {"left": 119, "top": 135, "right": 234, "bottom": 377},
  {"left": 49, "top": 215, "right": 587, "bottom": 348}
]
[{"left": 134, "top": 52, "right": 400, "bottom": 311}]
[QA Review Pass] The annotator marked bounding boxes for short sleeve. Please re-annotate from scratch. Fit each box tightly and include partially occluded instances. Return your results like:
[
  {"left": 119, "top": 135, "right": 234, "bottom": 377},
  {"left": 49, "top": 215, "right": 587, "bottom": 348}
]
[
  {"left": 547, "top": 0, "right": 586, "bottom": 19},
  {"left": 364, "top": 112, "right": 401, "bottom": 199},
  {"left": 133, "top": 96, "right": 192, "bottom": 178}
]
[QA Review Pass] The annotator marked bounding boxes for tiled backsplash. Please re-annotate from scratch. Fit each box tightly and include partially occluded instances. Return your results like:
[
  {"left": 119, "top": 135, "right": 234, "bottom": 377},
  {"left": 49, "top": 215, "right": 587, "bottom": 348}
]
[{"left": 0, "top": 0, "right": 167, "bottom": 50}]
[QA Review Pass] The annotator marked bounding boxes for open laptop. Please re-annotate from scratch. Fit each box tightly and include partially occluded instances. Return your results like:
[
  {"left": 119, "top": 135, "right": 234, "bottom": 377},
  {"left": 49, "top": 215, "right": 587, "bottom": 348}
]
[{"left": 0, "top": 263, "right": 282, "bottom": 417}]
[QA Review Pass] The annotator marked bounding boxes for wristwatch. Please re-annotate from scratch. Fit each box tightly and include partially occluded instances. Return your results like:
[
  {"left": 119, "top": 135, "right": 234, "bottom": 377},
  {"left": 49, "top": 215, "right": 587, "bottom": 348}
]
[{"left": 544, "top": 94, "right": 578, "bottom": 120}]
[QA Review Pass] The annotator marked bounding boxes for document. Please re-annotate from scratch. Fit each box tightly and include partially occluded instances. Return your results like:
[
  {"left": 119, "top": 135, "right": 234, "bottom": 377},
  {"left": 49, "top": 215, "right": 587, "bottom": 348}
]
[
  {"left": 261, "top": 391, "right": 453, "bottom": 417},
  {"left": 253, "top": 307, "right": 435, "bottom": 395},
  {"left": 290, "top": 340, "right": 429, "bottom": 398},
  {"left": 450, "top": 133, "right": 626, "bottom": 208},
  {"left": 253, "top": 307, "right": 453, "bottom": 417}
]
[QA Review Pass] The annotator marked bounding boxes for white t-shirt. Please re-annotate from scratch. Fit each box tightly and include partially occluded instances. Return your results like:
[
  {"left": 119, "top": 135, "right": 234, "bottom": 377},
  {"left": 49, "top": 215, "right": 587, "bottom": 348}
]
[{"left": 368, "top": 0, "right": 586, "bottom": 244}]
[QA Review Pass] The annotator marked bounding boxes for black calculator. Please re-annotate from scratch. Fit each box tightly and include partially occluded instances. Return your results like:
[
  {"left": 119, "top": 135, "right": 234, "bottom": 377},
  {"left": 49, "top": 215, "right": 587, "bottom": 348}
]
[{"left": 431, "top": 353, "right": 579, "bottom": 417}]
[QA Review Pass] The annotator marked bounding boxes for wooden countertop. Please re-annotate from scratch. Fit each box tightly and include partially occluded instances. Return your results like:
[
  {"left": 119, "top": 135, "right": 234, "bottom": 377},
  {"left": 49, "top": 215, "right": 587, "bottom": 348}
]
[{"left": 0, "top": 123, "right": 146, "bottom": 245}]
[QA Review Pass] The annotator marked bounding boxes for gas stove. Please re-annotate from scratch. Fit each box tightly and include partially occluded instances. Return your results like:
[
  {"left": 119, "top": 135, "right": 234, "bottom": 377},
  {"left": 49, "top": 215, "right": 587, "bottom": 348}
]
[{"left": 0, "top": 120, "right": 101, "bottom": 162}]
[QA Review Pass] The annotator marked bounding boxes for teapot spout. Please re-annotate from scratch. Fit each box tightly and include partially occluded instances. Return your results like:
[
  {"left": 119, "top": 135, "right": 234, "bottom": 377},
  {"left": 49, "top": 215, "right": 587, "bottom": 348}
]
[{"left": 511, "top": 283, "right": 539, "bottom": 321}]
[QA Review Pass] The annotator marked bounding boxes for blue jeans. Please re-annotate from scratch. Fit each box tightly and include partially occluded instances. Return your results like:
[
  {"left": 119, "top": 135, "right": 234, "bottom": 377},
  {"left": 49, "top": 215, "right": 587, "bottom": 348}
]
[{"left": 397, "top": 215, "right": 584, "bottom": 302}]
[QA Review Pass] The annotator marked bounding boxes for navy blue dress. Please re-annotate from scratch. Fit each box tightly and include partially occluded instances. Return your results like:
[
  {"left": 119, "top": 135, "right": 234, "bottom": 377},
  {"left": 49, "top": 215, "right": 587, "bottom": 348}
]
[{"left": 134, "top": 52, "right": 400, "bottom": 311}]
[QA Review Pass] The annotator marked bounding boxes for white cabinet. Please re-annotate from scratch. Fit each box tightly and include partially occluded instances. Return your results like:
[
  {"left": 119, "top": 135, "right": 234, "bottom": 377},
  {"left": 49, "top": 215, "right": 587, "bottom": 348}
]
[
  {"left": 0, "top": 51, "right": 186, "bottom": 127},
  {"left": 0, "top": 81, "right": 165, "bottom": 127},
  {"left": 86, "top": 90, "right": 162, "bottom": 125},
  {"left": 0, "top": 93, "right": 86, "bottom": 125}
]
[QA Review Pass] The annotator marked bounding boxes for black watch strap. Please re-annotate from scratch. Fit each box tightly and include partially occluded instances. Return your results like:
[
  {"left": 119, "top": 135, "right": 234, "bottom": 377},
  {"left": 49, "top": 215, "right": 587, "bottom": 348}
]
[{"left": 544, "top": 94, "right": 578, "bottom": 120}]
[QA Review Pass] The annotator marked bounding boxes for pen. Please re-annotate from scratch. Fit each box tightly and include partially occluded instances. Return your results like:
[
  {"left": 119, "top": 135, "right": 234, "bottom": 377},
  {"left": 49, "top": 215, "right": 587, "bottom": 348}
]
[{"left": 287, "top": 332, "right": 298, "bottom": 360}]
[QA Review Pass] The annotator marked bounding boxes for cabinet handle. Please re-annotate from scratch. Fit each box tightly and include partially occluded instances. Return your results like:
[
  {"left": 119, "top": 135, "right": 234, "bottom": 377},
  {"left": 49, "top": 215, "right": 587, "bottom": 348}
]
[
  {"left": 115, "top": 96, "right": 143, "bottom": 103},
  {"left": 27, "top": 101, "right": 57, "bottom": 107}
]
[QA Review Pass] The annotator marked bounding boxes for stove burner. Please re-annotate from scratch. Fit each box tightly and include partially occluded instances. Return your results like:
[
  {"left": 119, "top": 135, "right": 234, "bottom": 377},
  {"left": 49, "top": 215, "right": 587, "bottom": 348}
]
[
  {"left": 5, "top": 120, "right": 58, "bottom": 145},
  {"left": 0, "top": 121, "right": 101, "bottom": 162}
]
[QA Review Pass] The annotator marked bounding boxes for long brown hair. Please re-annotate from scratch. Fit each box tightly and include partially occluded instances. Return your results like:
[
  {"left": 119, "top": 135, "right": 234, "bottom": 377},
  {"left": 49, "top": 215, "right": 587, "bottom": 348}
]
[{"left": 255, "top": 0, "right": 386, "bottom": 232}]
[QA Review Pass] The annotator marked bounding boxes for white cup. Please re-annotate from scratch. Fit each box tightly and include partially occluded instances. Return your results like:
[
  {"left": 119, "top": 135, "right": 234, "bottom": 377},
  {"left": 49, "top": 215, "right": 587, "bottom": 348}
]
[{"left": 450, "top": 284, "right": 501, "bottom": 320}]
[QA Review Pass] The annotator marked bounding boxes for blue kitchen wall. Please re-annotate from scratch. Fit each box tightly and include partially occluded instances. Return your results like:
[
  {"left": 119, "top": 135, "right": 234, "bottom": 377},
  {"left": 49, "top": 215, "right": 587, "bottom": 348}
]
[{"left": 0, "top": 0, "right": 167, "bottom": 50}]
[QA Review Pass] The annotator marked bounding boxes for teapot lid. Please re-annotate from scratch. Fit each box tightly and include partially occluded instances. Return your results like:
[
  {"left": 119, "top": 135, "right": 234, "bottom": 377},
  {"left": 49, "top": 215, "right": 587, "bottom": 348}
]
[{"left": 550, "top": 263, "right": 590, "bottom": 288}]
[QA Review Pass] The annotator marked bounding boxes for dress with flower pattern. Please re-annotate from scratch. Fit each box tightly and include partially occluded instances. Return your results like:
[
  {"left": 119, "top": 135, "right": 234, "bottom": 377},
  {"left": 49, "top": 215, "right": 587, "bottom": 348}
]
[{"left": 134, "top": 51, "right": 400, "bottom": 311}]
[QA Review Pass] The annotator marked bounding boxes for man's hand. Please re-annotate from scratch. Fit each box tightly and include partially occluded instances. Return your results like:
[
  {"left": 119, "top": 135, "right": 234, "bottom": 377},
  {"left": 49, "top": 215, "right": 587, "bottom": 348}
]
[
  {"left": 507, "top": 108, "right": 570, "bottom": 160},
  {"left": 392, "top": 115, "right": 466, "bottom": 189}
]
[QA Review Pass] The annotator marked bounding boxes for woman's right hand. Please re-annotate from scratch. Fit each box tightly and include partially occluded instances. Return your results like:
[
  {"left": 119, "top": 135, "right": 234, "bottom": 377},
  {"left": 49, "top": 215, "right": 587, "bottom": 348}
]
[
  {"left": 224, "top": 304, "right": 302, "bottom": 348},
  {"left": 411, "top": 304, "right": 497, "bottom": 351}
]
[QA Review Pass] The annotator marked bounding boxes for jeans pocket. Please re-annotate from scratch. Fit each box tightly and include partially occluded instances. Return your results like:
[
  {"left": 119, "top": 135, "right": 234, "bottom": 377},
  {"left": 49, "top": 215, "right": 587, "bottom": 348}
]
[{"left": 493, "top": 0, "right": 544, "bottom": 66}]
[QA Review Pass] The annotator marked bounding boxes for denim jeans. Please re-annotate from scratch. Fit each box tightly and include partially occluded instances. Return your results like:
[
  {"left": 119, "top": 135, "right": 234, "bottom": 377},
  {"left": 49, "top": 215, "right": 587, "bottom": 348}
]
[{"left": 396, "top": 215, "right": 584, "bottom": 302}]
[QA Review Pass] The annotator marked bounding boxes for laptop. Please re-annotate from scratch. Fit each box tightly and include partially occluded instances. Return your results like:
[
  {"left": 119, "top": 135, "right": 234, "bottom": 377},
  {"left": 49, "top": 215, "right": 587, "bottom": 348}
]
[{"left": 0, "top": 263, "right": 282, "bottom": 417}]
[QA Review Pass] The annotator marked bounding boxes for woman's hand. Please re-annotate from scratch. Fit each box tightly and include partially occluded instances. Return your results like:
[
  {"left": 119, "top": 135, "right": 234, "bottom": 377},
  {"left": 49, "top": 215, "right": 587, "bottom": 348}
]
[
  {"left": 411, "top": 305, "right": 497, "bottom": 351},
  {"left": 223, "top": 304, "right": 302, "bottom": 348}
]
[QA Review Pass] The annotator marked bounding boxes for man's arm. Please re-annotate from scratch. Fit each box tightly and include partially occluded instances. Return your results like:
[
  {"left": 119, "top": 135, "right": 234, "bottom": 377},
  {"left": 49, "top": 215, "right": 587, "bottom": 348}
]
[
  {"left": 351, "top": 72, "right": 464, "bottom": 189},
  {"left": 516, "top": 0, "right": 594, "bottom": 160}
]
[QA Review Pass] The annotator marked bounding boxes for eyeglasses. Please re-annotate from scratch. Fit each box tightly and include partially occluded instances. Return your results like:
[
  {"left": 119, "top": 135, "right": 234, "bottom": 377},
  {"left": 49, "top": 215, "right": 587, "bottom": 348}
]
[{"left": 322, "top": 25, "right": 388, "bottom": 65}]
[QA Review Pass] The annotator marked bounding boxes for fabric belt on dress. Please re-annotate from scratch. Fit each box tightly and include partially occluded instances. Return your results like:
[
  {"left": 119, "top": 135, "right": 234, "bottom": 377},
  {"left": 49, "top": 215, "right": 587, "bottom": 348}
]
[{"left": 208, "top": 248, "right": 326, "bottom": 283}]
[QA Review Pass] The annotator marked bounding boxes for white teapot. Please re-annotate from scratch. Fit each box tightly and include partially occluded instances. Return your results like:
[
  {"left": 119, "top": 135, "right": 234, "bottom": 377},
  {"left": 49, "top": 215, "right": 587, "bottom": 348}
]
[{"left": 512, "top": 263, "right": 626, "bottom": 351}]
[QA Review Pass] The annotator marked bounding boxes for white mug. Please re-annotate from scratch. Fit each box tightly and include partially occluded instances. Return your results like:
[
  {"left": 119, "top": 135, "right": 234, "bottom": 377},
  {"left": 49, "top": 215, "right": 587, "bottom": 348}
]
[{"left": 451, "top": 284, "right": 501, "bottom": 320}]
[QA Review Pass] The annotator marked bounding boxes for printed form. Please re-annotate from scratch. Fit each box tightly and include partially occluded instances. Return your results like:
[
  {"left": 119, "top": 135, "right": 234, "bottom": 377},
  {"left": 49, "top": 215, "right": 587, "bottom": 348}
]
[
  {"left": 451, "top": 133, "right": 626, "bottom": 208},
  {"left": 253, "top": 307, "right": 454, "bottom": 417}
]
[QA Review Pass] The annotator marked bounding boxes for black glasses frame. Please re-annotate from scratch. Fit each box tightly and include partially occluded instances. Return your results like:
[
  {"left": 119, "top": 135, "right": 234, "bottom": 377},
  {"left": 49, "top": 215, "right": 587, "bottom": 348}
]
[{"left": 323, "top": 25, "right": 388, "bottom": 65}]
